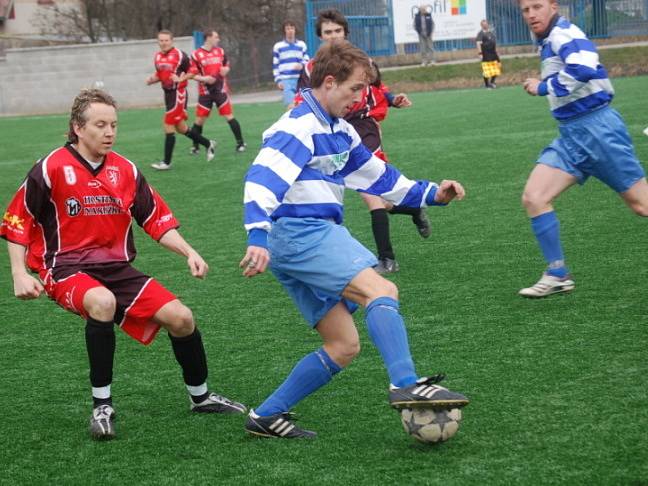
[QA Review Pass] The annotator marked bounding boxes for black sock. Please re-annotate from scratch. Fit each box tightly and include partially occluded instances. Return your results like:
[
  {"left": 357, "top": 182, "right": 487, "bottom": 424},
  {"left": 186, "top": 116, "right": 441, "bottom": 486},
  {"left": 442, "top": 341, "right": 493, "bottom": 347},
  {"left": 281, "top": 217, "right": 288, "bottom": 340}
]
[
  {"left": 164, "top": 133, "right": 176, "bottom": 164},
  {"left": 183, "top": 127, "right": 210, "bottom": 148},
  {"left": 93, "top": 396, "right": 113, "bottom": 408},
  {"left": 490, "top": 76, "right": 497, "bottom": 85},
  {"left": 227, "top": 118, "right": 244, "bottom": 145},
  {"left": 484, "top": 77, "right": 490, "bottom": 87},
  {"left": 169, "top": 328, "right": 208, "bottom": 388},
  {"left": 85, "top": 318, "right": 115, "bottom": 400},
  {"left": 190, "top": 124, "right": 203, "bottom": 149},
  {"left": 370, "top": 208, "right": 394, "bottom": 260}
]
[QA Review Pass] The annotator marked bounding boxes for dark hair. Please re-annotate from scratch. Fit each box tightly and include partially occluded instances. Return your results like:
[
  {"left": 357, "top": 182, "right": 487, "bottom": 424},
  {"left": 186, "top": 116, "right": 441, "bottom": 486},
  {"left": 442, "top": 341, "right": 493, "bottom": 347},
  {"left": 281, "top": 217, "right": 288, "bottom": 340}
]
[
  {"left": 282, "top": 20, "right": 297, "bottom": 33},
  {"left": 310, "top": 40, "right": 372, "bottom": 88},
  {"left": 315, "top": 9, "right": 349, "bottom": 37},
  {"left": 203, "top": 29, "right": 217, "bottom": 40},
  {"left": 67, "top": 89, "right": 117, "bottom": 143}
]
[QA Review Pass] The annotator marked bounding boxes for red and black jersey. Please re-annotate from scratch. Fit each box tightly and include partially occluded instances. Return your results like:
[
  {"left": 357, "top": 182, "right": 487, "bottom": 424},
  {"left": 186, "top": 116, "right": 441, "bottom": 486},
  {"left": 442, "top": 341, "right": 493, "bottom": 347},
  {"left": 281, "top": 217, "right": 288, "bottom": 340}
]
[
  {"left": 190, "top": 46, "right": 229, "bottom": 96},
  {"left": 1, "top": 144, "right": 179, "bottom": 273},
  {"left": 154, "top": 47, "right": 191, "bottom": 91}
]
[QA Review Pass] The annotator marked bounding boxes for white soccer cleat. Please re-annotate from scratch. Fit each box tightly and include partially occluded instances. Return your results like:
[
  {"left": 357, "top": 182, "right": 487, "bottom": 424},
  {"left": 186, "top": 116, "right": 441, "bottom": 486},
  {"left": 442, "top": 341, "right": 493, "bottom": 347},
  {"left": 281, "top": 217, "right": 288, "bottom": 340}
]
[
  {"left": 89, "top": 404, "right": 116, "bottom": 440},
  {"left": 519, "top": 273, "right": 575, "bottom": 298},
  {"left": 151, "top": 161, "right": 171, "bottom": 171},
  {"left": 206, "top": 140, "right": 217, "bottom": 162}
]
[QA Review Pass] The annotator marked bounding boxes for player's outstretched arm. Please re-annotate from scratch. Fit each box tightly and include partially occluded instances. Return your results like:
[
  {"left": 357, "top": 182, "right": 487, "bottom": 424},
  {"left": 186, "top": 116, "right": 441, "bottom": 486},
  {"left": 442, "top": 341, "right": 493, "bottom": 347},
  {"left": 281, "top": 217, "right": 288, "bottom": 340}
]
[
  {"left": 158, "top": 229, "right": 209, "bottom": 279},
  {"left": 434, "top": 180, "right": 466, "bottom": 204},
  {"left": 392, "top": 93, "right": 412, "bottom": 108},
  {"left": 239, "top": 245, "right": 270, "bottom": 278},
  {"left": 145, "top": 74, "right": 160, "bottom": 85},
  {"left": 7, "top": 241, "right": 43, "bottom": 299}
]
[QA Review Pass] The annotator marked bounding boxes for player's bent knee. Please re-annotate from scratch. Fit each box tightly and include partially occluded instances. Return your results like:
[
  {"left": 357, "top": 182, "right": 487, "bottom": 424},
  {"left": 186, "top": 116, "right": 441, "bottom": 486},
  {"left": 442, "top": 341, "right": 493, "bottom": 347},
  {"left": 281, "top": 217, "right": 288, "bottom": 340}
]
[
  {"left": 329, "top": 340, "right": 360, "bottom": 366},
  {"left": 84, "top": 287, "right": 116, "bottom": 321},
  {"left": 165, "top": 304, "right": 195, "bottom": 336},
  {"left": 631, "top": 202, "right": 648, "bottom": 217},
  {"left": 378, "top": 278, "right": 399, "bottom": 300}
]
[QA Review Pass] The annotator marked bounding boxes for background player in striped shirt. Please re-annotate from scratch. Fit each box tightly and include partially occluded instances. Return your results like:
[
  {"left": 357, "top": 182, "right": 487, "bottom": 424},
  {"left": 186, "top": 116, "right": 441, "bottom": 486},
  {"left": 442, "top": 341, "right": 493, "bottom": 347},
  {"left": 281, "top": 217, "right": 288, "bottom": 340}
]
[
  {"left": 146, "top": 30, "right": 215, "bottom": 170},
  {"left": 189, "top": 29, "right": 246, "bottom": 153},
  {"left": 1, "top": 89, "right": 245, "bottom": 441},
  {"left": 272, "top": 20, "right": 309, "bottom": 108},
  {"left": 518, "top": 0, "right": 648, "bottom": 297},
  {"left": 239, "top": 41, "right": 469, "bottom": 439}
]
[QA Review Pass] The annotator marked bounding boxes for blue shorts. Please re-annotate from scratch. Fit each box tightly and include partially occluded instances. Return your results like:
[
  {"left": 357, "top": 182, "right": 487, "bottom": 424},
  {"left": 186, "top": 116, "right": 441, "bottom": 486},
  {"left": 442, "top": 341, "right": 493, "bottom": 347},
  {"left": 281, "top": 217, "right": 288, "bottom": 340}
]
[
  {"left": 537, "top": 106, "right": 645, "bottom": 193},
  {"left": 268, "top": 217, "right": 378, "bottom": 327},
  {"left": 281, "top": 78, "right": 298, "bottom": 106}
]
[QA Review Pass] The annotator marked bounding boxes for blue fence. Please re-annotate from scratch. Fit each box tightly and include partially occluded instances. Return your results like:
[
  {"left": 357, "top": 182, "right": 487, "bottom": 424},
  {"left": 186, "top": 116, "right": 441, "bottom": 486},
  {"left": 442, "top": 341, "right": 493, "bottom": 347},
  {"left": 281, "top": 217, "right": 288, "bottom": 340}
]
[{"left": 305, "top": 0, "right": 648, "bottom": 57}]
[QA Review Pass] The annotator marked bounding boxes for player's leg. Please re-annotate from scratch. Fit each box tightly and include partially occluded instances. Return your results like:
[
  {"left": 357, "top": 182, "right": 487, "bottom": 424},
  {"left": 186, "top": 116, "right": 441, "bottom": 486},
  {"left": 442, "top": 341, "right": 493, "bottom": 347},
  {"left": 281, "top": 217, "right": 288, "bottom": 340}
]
[
  {"left": 361, "top": 192, "right": 398, "bottom": 274},
  {"left": 176, "top": 119, "right": 214, "bottom": 161},
  {"left": 218, "top": 94, "right": 245, "bottom": 152},
  {"left": 620, "top": 178, "right": 648, "bottom": 217},
  {"left": 520, "top": 161, "right": 578, "bottom": 297},
  {"left": 246, "top": 302, "right": 355, "bottom": 438},
  {"left": 152, "top": 298, "right": 246, "bottom": 414},
  {"left": 343, "top": 268, "right": 468, "bottom": 409},
  {"left": 189, "top": 115, "right": 207, "bottom": 154}
]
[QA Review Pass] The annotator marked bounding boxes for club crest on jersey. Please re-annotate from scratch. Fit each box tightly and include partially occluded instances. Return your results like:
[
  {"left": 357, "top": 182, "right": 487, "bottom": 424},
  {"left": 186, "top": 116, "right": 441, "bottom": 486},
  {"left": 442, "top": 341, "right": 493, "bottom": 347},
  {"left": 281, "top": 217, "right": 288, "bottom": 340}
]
[
  {"left": 107, "top": 169, "right": 119, "bottom": 186},
  {"left": 66, "top": 197, "right": 82, "bottom": 217},
  {"left": 63, "top": 166, "right": 77, "bottom": 185}
]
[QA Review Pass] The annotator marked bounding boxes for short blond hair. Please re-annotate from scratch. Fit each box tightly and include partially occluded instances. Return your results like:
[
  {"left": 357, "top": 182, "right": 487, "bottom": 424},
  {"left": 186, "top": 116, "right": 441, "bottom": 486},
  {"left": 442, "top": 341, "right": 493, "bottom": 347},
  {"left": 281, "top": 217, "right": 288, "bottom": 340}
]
[{"left": 67, "top": 89, "right": 117, "bottom": 143}]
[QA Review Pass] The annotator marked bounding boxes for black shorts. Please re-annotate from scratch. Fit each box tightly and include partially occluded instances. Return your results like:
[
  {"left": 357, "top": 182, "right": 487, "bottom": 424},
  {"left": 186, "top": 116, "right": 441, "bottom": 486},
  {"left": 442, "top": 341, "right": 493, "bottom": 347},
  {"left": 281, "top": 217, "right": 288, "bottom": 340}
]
[{"left": 348, "top": 117, "right": 381, "bottom": 152}]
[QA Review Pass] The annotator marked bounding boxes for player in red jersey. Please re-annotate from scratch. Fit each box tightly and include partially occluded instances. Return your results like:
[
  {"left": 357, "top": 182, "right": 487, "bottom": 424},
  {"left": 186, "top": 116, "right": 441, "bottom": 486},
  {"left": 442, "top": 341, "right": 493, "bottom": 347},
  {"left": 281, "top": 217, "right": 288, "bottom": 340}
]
[
  {"left": 189, "top": 29, "right": 246, "bottom": 153},
  {"left": 146, "top": 30, "right": 216, "bottom": 170},
  {"left": 295, "top": 10, "right": 430, "bottom": 274},
  {"left": 1, "top": 89, "right": 246, "bottom": 441}
]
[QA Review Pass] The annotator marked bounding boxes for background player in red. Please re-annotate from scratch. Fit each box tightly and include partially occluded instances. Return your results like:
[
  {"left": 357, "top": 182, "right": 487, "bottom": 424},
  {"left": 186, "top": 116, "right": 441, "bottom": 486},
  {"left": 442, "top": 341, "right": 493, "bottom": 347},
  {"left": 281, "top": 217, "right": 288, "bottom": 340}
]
[
  {"left": 1, "top": 89, "right": 245, "bottom": 441},
  {"left": 295, "top": 10, "right": 430, "bottom": 274},
  {"left": 189, "top": 29, "right": 246, "bottom": 153},
  {"left": 146, "top": 29, "right": 216, "bottom": 170}
]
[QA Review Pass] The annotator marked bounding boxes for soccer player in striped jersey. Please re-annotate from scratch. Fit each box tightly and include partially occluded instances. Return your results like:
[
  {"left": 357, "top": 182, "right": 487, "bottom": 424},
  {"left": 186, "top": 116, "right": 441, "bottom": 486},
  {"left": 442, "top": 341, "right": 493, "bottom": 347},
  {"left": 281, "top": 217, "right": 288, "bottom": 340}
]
[
  {"left": 239, "top": 41, "right": 469, "bottom": 439},
  {"left": 1, "top": 90, "right": 245, "bottom": 441},
  {"left": 273, "top": 20, "right": 309, "bottom": 107},
  {"left": 518, "top": 0, "right": 648, "bottom": 298},
  {"left": 146, "top": 30, "right": 216, "bottom": 170}
]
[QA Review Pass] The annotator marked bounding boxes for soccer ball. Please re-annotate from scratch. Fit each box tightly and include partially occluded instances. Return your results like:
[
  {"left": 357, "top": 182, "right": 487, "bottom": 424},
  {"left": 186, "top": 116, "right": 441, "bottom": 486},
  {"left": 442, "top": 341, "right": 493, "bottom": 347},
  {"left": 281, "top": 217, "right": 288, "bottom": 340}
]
[{"left": 400, "top": 407, "right": 462, "bottom": 443}]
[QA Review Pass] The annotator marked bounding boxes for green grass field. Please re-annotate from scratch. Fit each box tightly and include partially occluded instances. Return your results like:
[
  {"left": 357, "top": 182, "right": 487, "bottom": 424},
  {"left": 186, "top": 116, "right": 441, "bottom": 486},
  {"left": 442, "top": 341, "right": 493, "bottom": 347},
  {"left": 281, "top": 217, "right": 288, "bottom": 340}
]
[{"left": 1, "top": 77, "right": 647, "bottom": 485}]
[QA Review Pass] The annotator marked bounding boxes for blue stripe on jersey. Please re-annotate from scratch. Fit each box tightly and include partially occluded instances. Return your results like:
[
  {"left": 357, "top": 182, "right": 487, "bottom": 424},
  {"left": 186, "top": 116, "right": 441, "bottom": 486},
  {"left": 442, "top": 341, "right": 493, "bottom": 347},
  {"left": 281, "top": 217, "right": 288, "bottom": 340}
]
[
  {"left": 399, "top": 182, "right": 431, "bottom": 208},
  {"left": 312, "top": 132, "right": 354, "bottom": 157},
  {"left": 364, "top": 164, "right": 402, "bottom": 194},
  {"left": 551, "top": 91, "right": 613, "bottom": 119},
  {"left": 338, "top": 144, "right": 373, "bottom": 177},
  {"left": 544, "top": 73, "right": 571, "bottom": 97},
  {"left": 558, "top": 38, "right": 596, "bottom": 60},
  {"left": 272, "top": 202, "right": 344, "bottom": 223},
  {"left": 263, "top": 131, "right": 312, "bottom": 169},
  {"left": 246, "top": 165, "right": 291, "bottom": 199},
  {"left": 244, "top": 201, "right": 270, "bottom": 225},
  {"left": 563, "top": 63, "right": 602, "bottom": 83},
  {"left": 297, "top": 166, "right": 344, "bottom": 184}
]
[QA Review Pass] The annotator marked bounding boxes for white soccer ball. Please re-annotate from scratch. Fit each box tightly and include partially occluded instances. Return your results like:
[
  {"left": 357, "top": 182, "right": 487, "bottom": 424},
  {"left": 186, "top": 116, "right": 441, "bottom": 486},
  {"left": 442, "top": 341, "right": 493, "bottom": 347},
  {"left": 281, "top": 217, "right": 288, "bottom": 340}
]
[{"left": 400, "top": 407, "right": 462, "bottom": 443}]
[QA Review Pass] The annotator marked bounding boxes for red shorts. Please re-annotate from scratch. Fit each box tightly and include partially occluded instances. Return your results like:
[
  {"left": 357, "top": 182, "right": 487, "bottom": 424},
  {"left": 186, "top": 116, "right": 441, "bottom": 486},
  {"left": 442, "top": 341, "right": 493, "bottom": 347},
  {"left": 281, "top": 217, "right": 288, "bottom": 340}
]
[
  {"left": 41, "top": 263, "right": 176, "bottom": 345},
  {"left": 196, "top": 92, "right": 233, "bottom": 118},
  {"left": 164, "top": 88, "right": 188, "bottom": 125}
]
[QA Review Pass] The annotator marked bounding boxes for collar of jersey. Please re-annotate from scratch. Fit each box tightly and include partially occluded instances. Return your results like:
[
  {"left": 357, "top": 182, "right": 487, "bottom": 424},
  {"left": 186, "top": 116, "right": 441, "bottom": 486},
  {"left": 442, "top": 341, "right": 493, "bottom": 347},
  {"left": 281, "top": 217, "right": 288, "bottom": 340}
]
[{"left": 302, "top": 88, "right": 335, "bottom": 126}]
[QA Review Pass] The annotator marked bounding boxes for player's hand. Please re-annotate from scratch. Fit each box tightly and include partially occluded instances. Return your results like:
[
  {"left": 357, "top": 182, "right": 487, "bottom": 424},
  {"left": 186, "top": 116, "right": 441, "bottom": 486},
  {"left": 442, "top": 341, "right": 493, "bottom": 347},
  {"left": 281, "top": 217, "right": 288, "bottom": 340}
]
[
  {"left": 145, "top": 75, "right": 158, "bottom": 85},
  {"left": 13, "top": 273, "right": 44, "bottom": 300},
  {"left": 240, "top": 246, "right": 270, "bottom": 278},
  {"left": 204, "top": 75, "right": 217, "bottom": 85},
  {"left": 434, "top": 180, "right": 466, "bottom": 204},
  {"left": 277, "top": 82, "right": 284, "bottom": 90},
  {"left": 523, "top": 78, "right": 541, "bottom": 96},
  {"left": 187, "top": 251, "right": 209, "bottom": 279},
  {"left": 392, "top": 93, "right": 412, "bottom": 108}
]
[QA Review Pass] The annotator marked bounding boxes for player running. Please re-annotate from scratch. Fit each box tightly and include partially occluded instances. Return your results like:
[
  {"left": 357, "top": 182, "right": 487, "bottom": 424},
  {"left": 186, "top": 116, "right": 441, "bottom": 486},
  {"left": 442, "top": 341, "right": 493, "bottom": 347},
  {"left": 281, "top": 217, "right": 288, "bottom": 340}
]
[
  {"left": 240, "top": 41, "right": 469, "bottom": 439},
  {"left": 146, "top": 29, "right": 216, "bottom": 171},
  {"left": 1, "top": 89, "right": 245, "bottom": 441},
  {"left": 189, "top": 29, "right": 246, "bottom": 154},
  {"left": 517, "top": 0, "right": 648, "bottom": 297}
]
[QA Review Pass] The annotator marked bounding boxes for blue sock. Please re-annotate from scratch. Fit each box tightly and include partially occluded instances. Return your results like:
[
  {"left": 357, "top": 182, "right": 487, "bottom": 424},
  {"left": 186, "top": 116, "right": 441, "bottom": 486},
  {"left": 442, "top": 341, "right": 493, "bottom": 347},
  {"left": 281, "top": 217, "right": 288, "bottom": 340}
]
[
  {"left": 255, "top": 347, "right": 341, "bottom": 416},
  {"left": 365, "top": 297, "right": 417, "bottom": 388},
  {"left": 531, "top": 211, "right": 568, "bottom": 278}
]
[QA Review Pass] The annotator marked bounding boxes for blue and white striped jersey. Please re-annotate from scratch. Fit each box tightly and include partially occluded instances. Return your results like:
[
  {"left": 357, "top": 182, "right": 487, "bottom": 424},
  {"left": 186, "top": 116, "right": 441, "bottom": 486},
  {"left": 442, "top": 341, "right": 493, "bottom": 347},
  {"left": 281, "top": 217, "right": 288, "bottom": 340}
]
[
  {"left": 537, "top": 16, "right": 614, "bottom": 121},
  {"left": 272, "top": 39, "right": 309, "bottom": 83},
  {"left": 243, "top": 89, "right": 438, "bottom": 247}
]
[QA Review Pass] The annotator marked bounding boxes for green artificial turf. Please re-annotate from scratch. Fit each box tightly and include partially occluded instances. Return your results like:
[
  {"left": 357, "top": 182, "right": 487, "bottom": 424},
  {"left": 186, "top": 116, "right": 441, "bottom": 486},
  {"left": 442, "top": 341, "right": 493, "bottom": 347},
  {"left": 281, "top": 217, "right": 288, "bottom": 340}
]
[{"left": 1, "top": 76, "right": 647, "bottom": 485}]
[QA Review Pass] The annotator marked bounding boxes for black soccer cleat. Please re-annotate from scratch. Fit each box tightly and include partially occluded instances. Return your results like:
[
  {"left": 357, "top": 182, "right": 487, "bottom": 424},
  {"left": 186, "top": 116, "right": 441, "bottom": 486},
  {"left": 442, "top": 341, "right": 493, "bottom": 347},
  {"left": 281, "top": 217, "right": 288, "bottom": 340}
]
[
  {"left": 413, "top": 209, "right": 431, "bottom": 238},
  {"left": 190, "top": 392, "right": 247, "bottom": 414},
  {"left": 89, "top": 404, "right": 116, "bottom": 441},
  {"left": 389, "top": 375, "right": 469, "bottom": 410},
  {"left": 245, "top": 410, "right": 317, "bottom": 439},
  {"left": 375, "top": 258, "right": 400, "bottom": 274}
]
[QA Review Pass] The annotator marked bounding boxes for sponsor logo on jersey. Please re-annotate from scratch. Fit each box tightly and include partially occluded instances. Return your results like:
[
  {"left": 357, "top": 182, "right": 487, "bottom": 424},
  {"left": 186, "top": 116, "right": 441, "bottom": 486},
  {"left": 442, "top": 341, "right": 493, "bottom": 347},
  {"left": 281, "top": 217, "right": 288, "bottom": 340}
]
[
  {"left": 88, "top": 180, "right": 102, "bottom": 188},
  {"left": 3, "top": 211, "right": 25, "bottom": 230},
  {"left": 66, "top": 197, "right": 82, "bottom": 217},
  {"left": 63, "top": 166, "right": 77, "bottom": 185}
]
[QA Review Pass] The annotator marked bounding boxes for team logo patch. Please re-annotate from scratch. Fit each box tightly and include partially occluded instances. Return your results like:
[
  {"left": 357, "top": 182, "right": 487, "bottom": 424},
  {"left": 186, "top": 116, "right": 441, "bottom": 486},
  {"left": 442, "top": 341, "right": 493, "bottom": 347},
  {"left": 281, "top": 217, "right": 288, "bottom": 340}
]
[
  {"left": 107, "top": 169, "right": 119, "bottom": 186},
  {"left": 65, "top": 197, "right": 82, "bottom": 217},
  {"left": 63, "top": 166, "right": 77, "bottom": 185}
]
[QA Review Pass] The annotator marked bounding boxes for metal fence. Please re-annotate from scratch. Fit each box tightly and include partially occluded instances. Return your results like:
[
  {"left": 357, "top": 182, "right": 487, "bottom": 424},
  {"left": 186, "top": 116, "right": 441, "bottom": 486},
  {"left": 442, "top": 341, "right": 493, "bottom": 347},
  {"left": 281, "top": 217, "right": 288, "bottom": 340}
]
[{"left": 305, "top": 0, "right": 648, "bottom": 57}]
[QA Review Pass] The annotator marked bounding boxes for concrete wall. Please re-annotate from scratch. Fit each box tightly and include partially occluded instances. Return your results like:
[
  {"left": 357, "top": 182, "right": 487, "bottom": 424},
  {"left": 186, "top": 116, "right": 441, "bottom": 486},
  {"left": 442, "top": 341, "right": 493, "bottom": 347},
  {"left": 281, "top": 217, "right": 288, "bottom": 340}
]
[{"left": 0, "top": 36, "right": 199, "bottom": 116}]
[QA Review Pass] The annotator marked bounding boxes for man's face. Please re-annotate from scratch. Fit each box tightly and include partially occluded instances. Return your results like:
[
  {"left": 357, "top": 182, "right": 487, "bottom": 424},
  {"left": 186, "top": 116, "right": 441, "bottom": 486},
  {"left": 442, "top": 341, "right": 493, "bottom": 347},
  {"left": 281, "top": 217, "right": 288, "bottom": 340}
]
[
  {"left": 519, "top": 0, "right": 558, "bottom": 34},
  {"left": 206, "top": 31, "right": 220, "bottom": 47},
  {"left": 319, "top": 21, "right": 346, "bottom": 42},
  {"left": 157, "top": 33, "right": 173, "bottom": 52},
  {"left": 481, "top": 20, "right": 489, "bottom": 30},
  {"left": 323, "top": 65, "right": 367, "bottom": 118},
  {"left": 284, "top": 25, "right": 296, "bottom": 41},
  {"left": 75, "top": 103, "right": 117, "bottom": 160}
]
